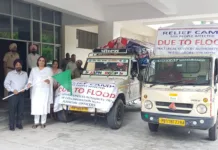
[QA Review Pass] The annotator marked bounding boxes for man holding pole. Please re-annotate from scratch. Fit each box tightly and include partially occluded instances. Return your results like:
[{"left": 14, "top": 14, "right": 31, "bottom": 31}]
[{"left": 4, "top": 59, "right": 28, "bottom": 131}]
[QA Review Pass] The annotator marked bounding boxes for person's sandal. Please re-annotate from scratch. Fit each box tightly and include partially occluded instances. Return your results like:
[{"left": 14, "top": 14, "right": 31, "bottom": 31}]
[
  {"left": 32, "top": 124, "right": 39, "bottom": 129},
  {"left": 41, "top": 124, "right": 46, "bottom": 129}
]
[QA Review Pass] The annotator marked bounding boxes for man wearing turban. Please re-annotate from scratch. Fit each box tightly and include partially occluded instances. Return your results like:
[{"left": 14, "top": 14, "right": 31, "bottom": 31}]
[
  {"left": 3, "top": 43, "right": 20, "bottom": 97},
  {"left": 27, "top": 44, "right": 40, "bottom": 75}
]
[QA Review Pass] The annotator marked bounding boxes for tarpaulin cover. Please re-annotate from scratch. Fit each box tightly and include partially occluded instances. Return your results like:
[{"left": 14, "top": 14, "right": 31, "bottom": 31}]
[{"left": 97, "top": 37, "right": 154, "bottom": 66}]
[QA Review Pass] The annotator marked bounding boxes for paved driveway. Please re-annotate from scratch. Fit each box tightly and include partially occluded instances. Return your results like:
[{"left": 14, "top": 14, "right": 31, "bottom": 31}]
[{"left": 0, "top": 104, "right": 218, "bottom": 150}]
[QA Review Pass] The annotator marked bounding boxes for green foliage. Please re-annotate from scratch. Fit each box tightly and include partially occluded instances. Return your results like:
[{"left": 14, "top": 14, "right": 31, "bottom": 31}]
[
  {"left": 42, "top": 45, "right": 54, "bottom": 63},
  {"left": 0, "top": 32, "right": 11, "bottom": 38},
  {"left": 42, "top": 33, "right": 54, "bottom": 43},
  {"left": 13, "top": 32, "right": 19, "bottom": 39}
]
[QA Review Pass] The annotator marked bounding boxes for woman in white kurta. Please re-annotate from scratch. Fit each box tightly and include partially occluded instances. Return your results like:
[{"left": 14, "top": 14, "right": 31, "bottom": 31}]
[{"left": 27, "top": 56, "right": 53, "bottom": 128}]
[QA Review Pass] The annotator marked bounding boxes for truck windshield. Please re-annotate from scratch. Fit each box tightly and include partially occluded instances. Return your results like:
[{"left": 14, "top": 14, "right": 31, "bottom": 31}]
[
  {"left": 146, "top": 58, "right": 211, "bottom": 85},
  {"left": 83, "top": 58, "right": 129, "bottom": 76}
]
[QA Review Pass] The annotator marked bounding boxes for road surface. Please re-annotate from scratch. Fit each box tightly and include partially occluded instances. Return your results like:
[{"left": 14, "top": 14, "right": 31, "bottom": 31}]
[{"left": 0, "top": 104, "right": 217, "bottom": 150}]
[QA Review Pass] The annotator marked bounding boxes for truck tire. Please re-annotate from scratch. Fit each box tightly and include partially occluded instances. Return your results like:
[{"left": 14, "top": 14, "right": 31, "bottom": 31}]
[
  {"left": 57, "top": 110, "right": 75, "bottom": 123},
  {"left": 107, "top": 99, "right": 124, "bottom": 129},
  {"left": 148, "top": 123, "right": 159, "bottom": 132},
  {"left": 209, "top": 122, "right": 217, "bottom": 141}
]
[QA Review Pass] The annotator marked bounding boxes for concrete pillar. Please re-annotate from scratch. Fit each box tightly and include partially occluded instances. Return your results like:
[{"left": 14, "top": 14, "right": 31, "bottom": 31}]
[{"left": 98, "top": 22, "right": 122, "bottom": 46}]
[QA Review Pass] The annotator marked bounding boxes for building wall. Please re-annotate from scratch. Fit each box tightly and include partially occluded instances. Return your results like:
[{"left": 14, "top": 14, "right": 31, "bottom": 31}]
[
  {"left": 120, "top": 23, "right": 157, "bottom": 43},
  {"left": 64, "top": 25, "right": 98, "bottom": 66},
  {"left": 64, "top": 24, "right": 157, "bottom": 66},
  {"left": 120, "top": 28, "right": 147, "bottom": 41}
]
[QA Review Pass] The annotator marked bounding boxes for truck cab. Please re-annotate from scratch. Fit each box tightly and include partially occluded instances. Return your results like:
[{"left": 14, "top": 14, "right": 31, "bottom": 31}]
[
  {"left": 141, "top": 54, "right": 218, "bottom": 140},
  {"left": 55, "top": 48, "right": 141, "bottom": 129}
]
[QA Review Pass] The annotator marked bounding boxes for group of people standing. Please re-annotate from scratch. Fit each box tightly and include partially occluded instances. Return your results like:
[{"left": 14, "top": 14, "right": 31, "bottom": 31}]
[
  {"left": 3, "top": 43, "right": 84, "bottom": 131},
  {"left": 61, "top": 53, "right": 84, "bottom": 78}
]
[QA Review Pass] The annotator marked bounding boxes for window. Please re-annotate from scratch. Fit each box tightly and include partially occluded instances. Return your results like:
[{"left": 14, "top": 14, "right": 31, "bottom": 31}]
[
  {"left": 0, "top": 0, "right": 11, "bottom": 14},
  {"left": 0, "top": 15, "right": 11, "bottom": 38},
  {"left": 13, "top": 18, "right": 30, "bottom": 41},
  {"left": 42, "top": 44, "right": 54, "bottom": 66},
  {"left": 32, "top": 5, "right": 40, "bottom": 20},
  {"left": 55, "top": 26, "right": 61, "bottom": 44},
  {"left": 55, "top": 46, "right": 60, "bottom": 61},
  {"left": 84, "top": 58, "right": 129, "bottom": 76},
  {"left": 215, "top": 59, "right": 218, "bottom": 77},
  {"left": 33, "top": 21, "right": 40, "bottom": 42},
  {"left": 176, "top": 61, "right": 200, "bottom": 73},
  {"left": 42, "top": 8, "right": 54, "bottom": 23},
  {"left": 55, "top": 12, "right": 61, "bottom": 25},
  {"left": 13, "top": 0, "right": 30, "bottom": 19},
  {"left": 187, "top": 62, "right": 200, "bottom": 73},
  {"left": 147, "top": 58, "right": 211, "bottom": 85},
  {"left": 42, "top": 24, "right": 54, "bottom": 43},
  {"left": 77, "top": 29, "right": 98, "bottom": 49}
]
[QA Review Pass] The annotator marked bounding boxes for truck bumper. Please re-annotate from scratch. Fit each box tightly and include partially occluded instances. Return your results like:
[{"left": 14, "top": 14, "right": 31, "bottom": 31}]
[{"left": 141, "top": 112, "right": 215, "bottom": 130}]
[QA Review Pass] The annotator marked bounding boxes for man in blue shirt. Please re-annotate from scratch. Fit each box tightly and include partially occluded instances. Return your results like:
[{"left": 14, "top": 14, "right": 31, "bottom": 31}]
[{"left": 4, "top": 59, "right": 28, "bottom": 131}]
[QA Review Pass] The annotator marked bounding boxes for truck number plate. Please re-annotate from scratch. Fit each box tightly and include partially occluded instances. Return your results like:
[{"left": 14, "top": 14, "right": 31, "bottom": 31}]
[
  {"left": 159, "top": 118, "right": 185, "bottom": 126},
  {"left": 69, "top": 106, "right": 88, "bottom": 112}
]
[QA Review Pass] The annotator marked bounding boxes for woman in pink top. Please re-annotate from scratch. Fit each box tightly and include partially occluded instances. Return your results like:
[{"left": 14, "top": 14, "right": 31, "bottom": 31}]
[{"left": 51, "top": 60, "right": 62, "bottom": 119}]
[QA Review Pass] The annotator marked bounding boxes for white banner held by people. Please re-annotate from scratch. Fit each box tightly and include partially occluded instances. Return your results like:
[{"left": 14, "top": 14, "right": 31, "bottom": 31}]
[
  {"left": 155, "top": 27, "right": 218, "bottom": 55},
  {"left": 55, "top": 81, "right": 118, "bottom": 112}
]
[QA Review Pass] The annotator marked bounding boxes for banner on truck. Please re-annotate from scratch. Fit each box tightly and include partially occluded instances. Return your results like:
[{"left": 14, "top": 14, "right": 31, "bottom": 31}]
[
  {"left": 155, "top": 27, "right": 218, "bottom": 55},
  {"left": 54, "top": 81, "right": 118, "bottom": 112}
]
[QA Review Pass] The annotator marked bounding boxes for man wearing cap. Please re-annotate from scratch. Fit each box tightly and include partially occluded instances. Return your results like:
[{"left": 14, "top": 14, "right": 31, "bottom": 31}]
[
  {"left": 4, "top": 59, "right": 28, "bottom": 131},
  {"left": 66, "top": 54, "right": 77, "bottom": 78},
  {"left": 27, "top": 44, "right": 40, "bottom": 75},
  {"left": 3, "top": 43, "right": 20, "bottom": 97},
  {"left": 73, "top": 60, "right": 84, "bottom": 79},
  {"left": 3, "top": 43, "right": 20, "bottom": 76}
]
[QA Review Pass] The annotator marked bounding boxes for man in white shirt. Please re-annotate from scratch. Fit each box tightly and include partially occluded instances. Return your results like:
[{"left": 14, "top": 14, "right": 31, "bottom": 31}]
[
  {"left": 66, "top": 54, "right": 77, "bottom": 78},
  {"left": 4, "top": 59, "right": 28, "bottom": 131},
  {"left": 27, "top": 44, "right": 40, "bottom": 75}
]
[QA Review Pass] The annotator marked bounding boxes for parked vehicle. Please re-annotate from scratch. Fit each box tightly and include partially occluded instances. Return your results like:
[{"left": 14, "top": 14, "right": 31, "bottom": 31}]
[
  {"left": 141, "top": 25, "right": 218, "bottom": 141},
  {"left": 55, "top": 37, "right": 153, "bottom": 129}
]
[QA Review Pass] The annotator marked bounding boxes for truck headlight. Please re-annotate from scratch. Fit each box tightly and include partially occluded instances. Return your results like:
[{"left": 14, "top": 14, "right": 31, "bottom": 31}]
[
  {"left": 144, "top": 100, "right": 153, "bottom": 109},
  {"left": 197, "top": 104, "right": 207, "bottom": 114}
]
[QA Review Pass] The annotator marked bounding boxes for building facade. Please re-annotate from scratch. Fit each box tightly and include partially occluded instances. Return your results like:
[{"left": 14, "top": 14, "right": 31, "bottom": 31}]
[{"left": 0, "top": 0, "right": 62, "bottom": 66}]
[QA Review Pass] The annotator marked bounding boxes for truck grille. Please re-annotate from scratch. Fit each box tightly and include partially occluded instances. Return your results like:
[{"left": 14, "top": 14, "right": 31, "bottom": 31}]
[{"left": 155, "top": 101, "right": 193, "bottom": 114}]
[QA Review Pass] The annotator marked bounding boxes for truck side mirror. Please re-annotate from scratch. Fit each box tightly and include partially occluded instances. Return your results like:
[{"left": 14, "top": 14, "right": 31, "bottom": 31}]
[
  {"left": 215, "top": 75, "right": 218, "bottom": 84},
  {"left": 131, "top": 60, "right": 139, "bottom": 80},
  {"left": 131, "top": 71, "right": 137, "bottom": 79}
]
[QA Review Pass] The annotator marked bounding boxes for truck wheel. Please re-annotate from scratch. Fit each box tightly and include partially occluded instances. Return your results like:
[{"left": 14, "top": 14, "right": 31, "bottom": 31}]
[
  {"left": 107, "top": 99, "right": 124, "bottom": 129},
  {"left": 148, "top": 123, "right": 159, "bottom": 132},
  {"left": 209, "top": 122, "right": 217, "bottom": 141},
  {"left": 57, "top": 110, "right": 75, "bottom": 123}
]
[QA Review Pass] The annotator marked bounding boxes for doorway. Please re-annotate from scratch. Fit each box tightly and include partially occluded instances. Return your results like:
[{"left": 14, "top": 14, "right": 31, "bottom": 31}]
[{"left": 0, "top": 39, "right": 27, "bottom": 99}]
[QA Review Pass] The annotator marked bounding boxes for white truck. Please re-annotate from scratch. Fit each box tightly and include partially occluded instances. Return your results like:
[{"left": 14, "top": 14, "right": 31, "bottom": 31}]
[
  {"left": 141, "top": 25, "right": 218, "bottom": 140},
  {"left": 54, "top": 48, "right": 142, "bottom": 129}
]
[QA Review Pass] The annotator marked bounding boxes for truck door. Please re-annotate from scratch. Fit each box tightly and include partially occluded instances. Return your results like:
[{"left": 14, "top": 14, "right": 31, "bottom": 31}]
[{"left": 129, "top": 60, "right": 140, "bottom": 101}]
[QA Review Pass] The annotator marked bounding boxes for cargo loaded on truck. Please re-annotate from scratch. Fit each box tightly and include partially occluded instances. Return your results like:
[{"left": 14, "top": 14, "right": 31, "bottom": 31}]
[{"left": 141, "top": 25, "right": 218, "bottom": 141}]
